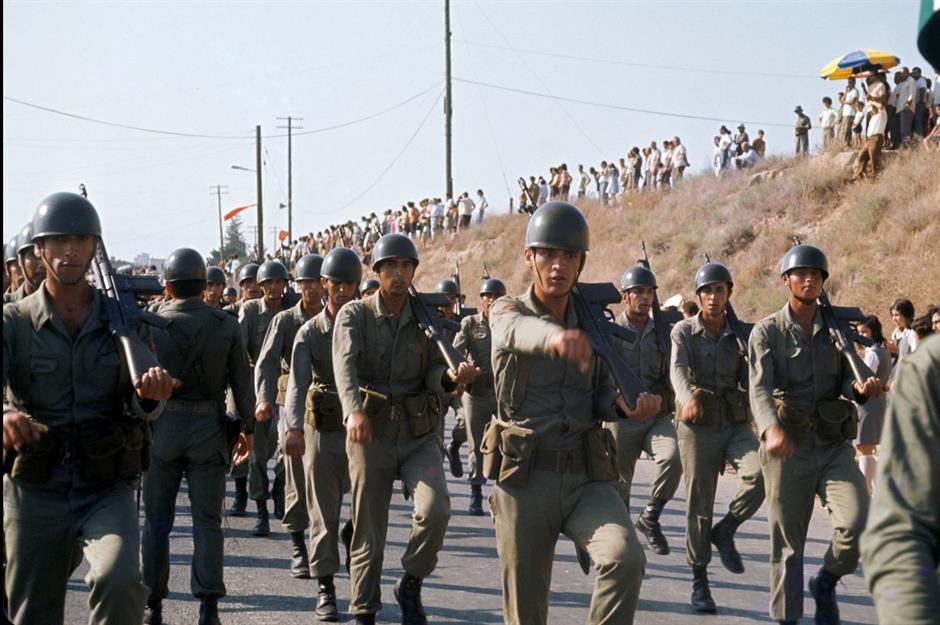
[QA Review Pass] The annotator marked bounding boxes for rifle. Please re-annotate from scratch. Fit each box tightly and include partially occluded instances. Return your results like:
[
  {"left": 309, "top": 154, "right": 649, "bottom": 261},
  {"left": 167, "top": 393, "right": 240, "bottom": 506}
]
[
  {"left": 818, "top": 291, "right": 875, "bottom": 384},
  {"left": 703, "top": 253, "right": 753, "bottom": 388},
  {"left": 482, "top": 262, "right": 491, "bottom": 280},
  {"left": 569, "top": 282, "right": 649, "bottom": 409},
  {"left": 638, "top": 241, "right": 683, "bottom": 356},
  {"left": 452, "top": 260, "right": 477, "bottom": 319},
  {"left": 408, "top": 286, "right": 467, "bottom": 372},
  {"left": 90, "top": 240, "right": 168, "bottom": 388}
]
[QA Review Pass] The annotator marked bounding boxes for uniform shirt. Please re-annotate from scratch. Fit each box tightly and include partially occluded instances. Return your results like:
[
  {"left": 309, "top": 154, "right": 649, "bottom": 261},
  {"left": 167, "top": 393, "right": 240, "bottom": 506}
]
[
  {"left": 152, "top": 297, "right": 255, "bottom": 433},
  {"left": 238, "top": 297, "right": 283, "bottom": 367},
  {"left": 254, "top": 300, "right": 316, "bottom": 405},
  {"left": 747, "top": 303, "right": 858, "bottom": 437},
  {"left": 284, "top": 308, "right": 337, "bottom": 431},
  {"left": 2, "top": 285, "right": 162, "bottom": 428},
  {"left": 453, "top": 312, "right": 494, "bottom": 396},
  {"left": 616, "top": 311, "right": 670, "bottom": 396},
  {"left": 2, "top": 282, "right": 28, "bottom": 305},
  {"left": 333, "top": 292, "right": 450, "bottom": 418},
  {"left": 489, "top": 285, "right": 619, "bottom": 452},
  {"left": 670, "top": 313, "right": 741, "bottom": 408}
]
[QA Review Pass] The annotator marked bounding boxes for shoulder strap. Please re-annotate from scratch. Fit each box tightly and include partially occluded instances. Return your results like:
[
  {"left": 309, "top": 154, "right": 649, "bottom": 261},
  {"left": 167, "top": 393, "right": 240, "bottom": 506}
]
[{"left": 13, "top": 305, "right": 31, "bottom": 406}]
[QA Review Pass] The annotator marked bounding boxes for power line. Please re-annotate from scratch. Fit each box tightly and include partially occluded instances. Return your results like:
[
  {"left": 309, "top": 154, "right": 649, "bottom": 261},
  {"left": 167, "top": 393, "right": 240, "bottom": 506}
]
[{"left": 453, "top": 77, "right": 791, "bottom": 128}]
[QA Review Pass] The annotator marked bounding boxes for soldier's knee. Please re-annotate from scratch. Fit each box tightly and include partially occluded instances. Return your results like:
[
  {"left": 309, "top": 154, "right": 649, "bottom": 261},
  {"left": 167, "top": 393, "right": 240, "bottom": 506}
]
[
  {"left": 594, "top": 530, "right": 646, "bottom": 579},
  {"left": 91, "top": 555, "right": 145, "bottom": 598},
  {"left": 415, "top": 490, "right": 450, "bottom": 527}
]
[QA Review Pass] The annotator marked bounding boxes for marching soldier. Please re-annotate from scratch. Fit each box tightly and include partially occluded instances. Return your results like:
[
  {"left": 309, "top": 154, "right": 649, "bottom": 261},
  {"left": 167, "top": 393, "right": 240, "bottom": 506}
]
[
  {"left": 284, "top": 247, "right": 362, "bottom": 622},
  {"left": 3, "top": 238, "right": 22, "bottom": 295},
  {"left": 359, "top": 278, "right": 379, "bottom": 299},
  {"left": 141, "top": 248, "right": 255, "bottom": 625},
  {"left": 3, "top": 192, "right": 178, "bottom": 624},
  {"left": 452, "top": 276, "right": 506, "bottom": 515},
  {"left": 488, "top": 201, "right": 659, "bottom": 625},
  {"left": 3, "top": 223, "right": 45, "bottom": 304},
  {"left": 436, "top": 278, "right": 466, "bottom": 477},
  {"left": 749, "top": 244, "right": 881, "bottom": 625},
  {"left": 332, "top": 233, "right": 477, "bottom": 625},
  {"left": 239, "top": 259, "right": 290, "bottom": 535},
  {"left": 607, "top": 264, "right": 681, "bottom": 555},
  {"left": 670, "top": 261, "right": 765, "bottom": 612},
  {"left": 224, "top": 262, "right": 260, "bottom": 316},
  {"left": 255, "top": 254, "right": 324, "bottom": 576},
  {"left": 223, "top": 286, "right": 238, "bottom": 307},
  {"left": 204, "top": 266, "right": 227, "bottom": 310}
]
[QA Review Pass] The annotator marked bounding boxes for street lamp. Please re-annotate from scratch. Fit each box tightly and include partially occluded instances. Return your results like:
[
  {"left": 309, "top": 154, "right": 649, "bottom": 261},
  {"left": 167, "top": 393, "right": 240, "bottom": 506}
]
[
  {"left": 230, "top": 164, "right": 256, "bottom": 172},
  {"left": 231, "top": 126, "right": 263, "bottom": 260}
]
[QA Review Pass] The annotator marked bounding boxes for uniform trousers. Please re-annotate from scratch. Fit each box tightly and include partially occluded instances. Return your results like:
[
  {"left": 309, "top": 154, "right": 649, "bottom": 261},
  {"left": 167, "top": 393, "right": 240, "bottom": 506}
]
[
  {"left": 278, "top": 406, "right": 309, "bottom": 532},
  {"left": 247, "top": 413, "right": 281, "bottom": 501},
  {"left": 607, "top": 413, "right": 681, "bottom": 507},
  {"left": 303, "top": 423, "right": 349, "bottom": 577},
  {"left": 463, "top": 392, "right": 496, "bottom": 485},
  {"left": 761, "top": 433, "right": 868, "bottom": 622}
]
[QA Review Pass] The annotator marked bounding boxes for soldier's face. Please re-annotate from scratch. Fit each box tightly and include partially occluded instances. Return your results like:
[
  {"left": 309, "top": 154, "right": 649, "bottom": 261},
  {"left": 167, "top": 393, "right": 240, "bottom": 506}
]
[
  {"left": 697, "top": 283, "right": 729, "bottom": 318},
  {"left": 480, "top": 293, "right": 498, "bottom": 316},
  {"left": 376, "top": 258, "right": 415, "bottom": 297},
  {"left": 623, "top": 286, "right": 653, "bottom": 317},
  {"left": 6, "top": 261, "right": 22, "bottom": 289},
  {"left": 224, "top": 290, "right": 238, "bottom": 304},
  {"left": 19, "top": 248, "right": 46, "bottom": 287},
  {"left": 242, "top": 278, "right": 261, "bottom": 300},
  {"left": 323, "top": 278, "right": 357, "bottom": 310},
  {"left": 36, "top": 235, "right": 96, "bottom": 286},
  {"left": 261, "top": 278, "right": 286, "bottom": 304},
  {"left": 526, "top": 247, "right": 581, "bottom": 299},
  {"left": 783, "top": 268, "right": 823, "bottom": 303},
  {"left": 204, "top": 282, "right": 224, "bottom": 304},
  {"left": 297, "top": 278, "right": 323, "bottom": 306}
]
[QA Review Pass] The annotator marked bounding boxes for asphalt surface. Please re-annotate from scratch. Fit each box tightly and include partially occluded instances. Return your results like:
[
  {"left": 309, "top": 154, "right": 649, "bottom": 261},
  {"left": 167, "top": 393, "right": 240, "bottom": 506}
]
[{"left": 64, "top": 416, "right": 878, "bottom": 625}]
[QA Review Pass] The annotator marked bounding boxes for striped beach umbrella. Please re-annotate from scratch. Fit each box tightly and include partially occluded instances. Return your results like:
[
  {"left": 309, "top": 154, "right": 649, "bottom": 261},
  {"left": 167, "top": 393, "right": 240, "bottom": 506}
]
[{"left": 819, "top": 50, "right": 900, "bottom": 80}]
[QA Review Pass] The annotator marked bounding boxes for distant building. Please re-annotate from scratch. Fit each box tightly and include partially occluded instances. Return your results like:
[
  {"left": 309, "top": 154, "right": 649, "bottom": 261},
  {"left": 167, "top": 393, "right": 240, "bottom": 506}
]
[{"left": 134, "top": 253, "right": 165, "bottom": 274}]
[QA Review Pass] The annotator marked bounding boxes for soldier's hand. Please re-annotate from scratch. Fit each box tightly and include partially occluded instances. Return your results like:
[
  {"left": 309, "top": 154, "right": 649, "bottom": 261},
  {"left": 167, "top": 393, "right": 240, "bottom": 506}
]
[
  {"left": 853, "top": 376, "right": 882, "bottom": 398},
  {"left": 682, "top": 397, "right": 704, "bottom": 423},
  {"left": 618, "top": 392, "right": 661, "bottom": 422},
  {"left": 233, "top": 433, "right": 253, "bottom": 466},
  {"left": 549, "top": 329, "right": 593, "bottom": 374},
  {"left": 764, "top": 424, "right": 794, "bottom": 459},
  {"left": 255, "top": 401, "right": 275, "bottom": 423},
  {"left": 136, "top": 367, "right": 181, "bottom": 401},
  {"left": 3, "top": 410, "right": 38, "bottom": 451},
  {"left": 448, "top": 362, "right": 480, "bottom": 386},
  {"left": 346, "top": 410, "right": 373, "bottom": 444},
  {"left": 285, "top": 429, "right": 305, "bottom": 458}
]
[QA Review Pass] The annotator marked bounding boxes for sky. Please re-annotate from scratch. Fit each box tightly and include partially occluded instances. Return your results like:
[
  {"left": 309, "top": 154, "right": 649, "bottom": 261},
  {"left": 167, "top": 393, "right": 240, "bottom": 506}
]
[{"left": 3, "top": 0, "right": 930, "bottom": 262}]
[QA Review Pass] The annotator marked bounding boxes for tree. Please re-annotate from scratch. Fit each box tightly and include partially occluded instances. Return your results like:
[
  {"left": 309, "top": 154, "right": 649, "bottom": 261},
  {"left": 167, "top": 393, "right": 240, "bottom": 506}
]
[{"left": 208, "top": 216, "right": 249, "bottom": 265}]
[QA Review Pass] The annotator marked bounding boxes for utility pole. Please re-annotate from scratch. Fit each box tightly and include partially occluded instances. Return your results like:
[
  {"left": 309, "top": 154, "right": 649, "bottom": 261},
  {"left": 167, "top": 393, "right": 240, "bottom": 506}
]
[
  {"left": 276, "top": 116, "right": 303, "bottom": 247},
  {"left": 268, "top": 227, "right": 280, "bottom": 259},
  {"left": 255, "top": 125, "right": 264, "bottom": 261},
  {"left": 210, "top": 184, "right": 229, "bottom": 260},
  {"left": 444, "top": 0, "right": 453, "bottom": 199}
]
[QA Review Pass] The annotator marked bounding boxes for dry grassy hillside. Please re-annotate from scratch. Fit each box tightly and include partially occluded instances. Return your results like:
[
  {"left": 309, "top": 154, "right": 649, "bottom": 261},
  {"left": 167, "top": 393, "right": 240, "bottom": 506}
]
[{"left": 414, "top": 149, "right": 940, "bottom": 324}]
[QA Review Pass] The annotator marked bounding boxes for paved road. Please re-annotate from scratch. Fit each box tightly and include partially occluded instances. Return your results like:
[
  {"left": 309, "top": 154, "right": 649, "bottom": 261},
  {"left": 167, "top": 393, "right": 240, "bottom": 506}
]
[{"left": 65, "top": 419, "right": 877, "bottom": 624}]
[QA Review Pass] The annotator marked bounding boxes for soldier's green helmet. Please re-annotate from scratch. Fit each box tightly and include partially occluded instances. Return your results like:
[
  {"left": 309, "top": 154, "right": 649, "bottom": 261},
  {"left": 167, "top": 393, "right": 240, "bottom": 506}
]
[
  {"left": 480, "top": 278, "right": 507, "bottom": 297},
  {"left": 32, "top": 192, "right": 102, "bottom": 241},
  {"left": 257, "top": 260, "right": 289, "bottom": 284},
  {"left": 371, "top": 233, "right": 419, "bottom": 270},
  {"left": 321, "top": 248, "right": 362, "bottom": 283},
  {"left": 620, "top": 265, "right": 657, "bottom": 291},
  {"left": 238, "top": 263, "right": 260, "bottom": 285},
  {"left": 165, "top": 248, "right": 207, "bottom": 283},
  {"left": 206, "top": 266, "right": 226, "bottom": 284},
  {"left": 223, "top": 286, "right": 237, "bottom": 298},
  {"left": 779, "top": 244, "right": 829, "bottom": 280},
  {"left": 4, "top": 239, "right": 17, "bottom": 266},
  {"left": 524, "top": 201, "right": 589, "bottom": 252},
  {"left": 695, "top": 262, "right": 734, "bottom": 293},
  {"left": 294, "top": 254, "right": 324, "bottom": 281},
  {"left": 16, "top": 224, "right": 36, "bottom": 256},
  {"left": 435, "top": 279, "right": 459, "bottom": 296},
  {"left": 360, "top": 278, "right": 380, "bottom": 294}
]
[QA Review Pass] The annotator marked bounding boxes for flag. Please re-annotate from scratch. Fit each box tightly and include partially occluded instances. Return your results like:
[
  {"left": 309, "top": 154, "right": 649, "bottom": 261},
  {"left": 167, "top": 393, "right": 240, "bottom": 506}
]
[
  {"left": 223, "top": 202, "right": 256, "bottom": 221},
  {"left": 278, "top": 229, "right": 289, "bottom": 242}
]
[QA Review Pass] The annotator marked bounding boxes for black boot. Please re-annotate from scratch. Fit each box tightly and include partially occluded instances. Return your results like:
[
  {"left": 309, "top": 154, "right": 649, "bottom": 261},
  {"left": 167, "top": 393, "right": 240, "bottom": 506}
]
[
  {"left": 691, "top": 566, "right": 717, "bottom": 614},
  {"left": 394, "top": 572, "right": 427, "bottom": 625},
  {"left": 353, "top": 615, "right": 376, "bottom": 625},
  {"left": 468, "top": 484, "right": 484, "bottom": 516},
  {"left": 272, "top": 474, "right": 285, "bottom": 520},
  {"left": 315, "top": 575, "right": 338, "bottom": 622},
  {"left": 710, "top": 512, "right": 745, "bottom": 574},
  {"left": 809, "top": 568, "right": 842, "bottom": 625},
  {"left": 199, "top": 596, "right": 221, "bottom": 625},
  {"left": 143, "top": 599, "right": 162, "bottom": 625},
  {"left": 227, "top": 477, "right": 247, "bottom": 517},
  {"left": 289, "top": 531, "right": 310, "bottom": 579},
  {"left": 636, "top": 498, "right": 670, "bottom": 555},
  {"left": 446, "top": 440, "right": 463, "bottom": 478},
  {"left": 253, "top": 499, "right": 270, "bottom": 537},
  {"left": 340, "top": 519, "right": 353, "bottom": 573}
]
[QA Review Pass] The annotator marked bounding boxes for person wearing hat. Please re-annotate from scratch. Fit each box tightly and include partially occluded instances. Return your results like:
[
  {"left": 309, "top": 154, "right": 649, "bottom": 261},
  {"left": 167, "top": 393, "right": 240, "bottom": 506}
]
[
  {"left": 204, "top": 266, "right": 227, "bottom": 310},
  {"left": 284, "top": 246, "right": 362, "bottom": 621},
  {"left": 749, "top": 244, "right": 882, "bottom": 625},
  {"left": 3, "top": 192, "right": 179, "bottom": 624},
  {"left": 223, "top": 286, "right": 238, "bottom": 307},
  {"left": 254, "top": 254, "right": 324, "bottom": 574},
  {"left": 733, "top": 124, "right": 750, "bottom": 156},
  {"left": 794, "top": 106, "right": 812, "bottom": 155},
  {"left": 141, "top": 247, "right": 256, "bottom": 625},
  {"left": 670, "top": 260, "right": 765, "bottom": 613},
  {"left": 332, "top": 233, "right": 478, "bottom": 625},
  {"left": 3, "top": 223, "right": 46, "bottom": 304},
  {"left": 359, "top": 278, "right": 379, "bottom": 298},
  {"left": 605, "top": 264, "right": 681, "bottom": 557},
  {"left": 224, "top": 262, "right": 261, "bottom": 316},
  {"left": 488, "top": 201, "right": 660, "bottom": 625},
  {"left": 451, "top": 276, "right": 507, "bottom": 515},
  {"left": 3, "top": 237, "right": 23, "bottom": 295},
  {"left": 434, "top": 278, "right": 468, "bottom": 478}
]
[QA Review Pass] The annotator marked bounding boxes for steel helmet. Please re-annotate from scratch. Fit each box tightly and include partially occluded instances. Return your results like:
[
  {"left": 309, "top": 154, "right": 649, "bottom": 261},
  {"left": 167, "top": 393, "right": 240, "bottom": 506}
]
[
  {"left": 32, "top": 192, "right": 102, "bottom": 241},
  {"left": 257, "top": 260, "right": 289, "bottom": 284},
  {"left": 359, "top": 278, "right": 380, "bottom": 294},
  {"left": 165, "top": 248, "right": 208, "bottom": 283},
  {"left": 321, "top": 248, "right": 362, "bottom": 283},
  {"left": 371, "top": 233, "right": 419, "bottom": 269},
  {"left": 779, "top": 244, "right": 829, "bottom": 280},
  {"left": 620, "top": 265, "right": 657, "bottom": 291},
  {"left": 524, "top": 201, "right": 589, "bottom": 252},
  {"left": 206, "top": 266, "right": 226, "bottom": 284},
  {"left": 694, "top": 262, "right": 734, "bottom": 293},
  {"left": 294, "top": 254, "right": 324, "bottom": 281},
  {"left": 16, "top": 223, "right": 36, "bottom": 256},
  {"left": 480, "top": 278, "right": 507, "bottom": 297},
  {"left": 238, "top": 263, "right": 260, "bottom": 285},
  {"left": 435, "top": 279, "right": 460, "bottom": 296}
]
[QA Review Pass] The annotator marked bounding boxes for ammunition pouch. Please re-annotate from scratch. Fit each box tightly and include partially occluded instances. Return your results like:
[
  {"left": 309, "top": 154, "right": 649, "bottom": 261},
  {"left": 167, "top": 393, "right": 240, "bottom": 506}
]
[
  {"left": 77, "top": 418, "right": 150, "bottom": 483},
  {"left": 680, "top": 387, "right": 749, "bottom": 425},
  {"left": 725, "top": 388, "right": 750, "bottom": 424},
  {"left": 479, "top": 421, "right": 536, "bottom": 486},
  {"left": 275, "top": 373, "right": 290, "bottom": 406},
  {"left": 679, "top": 387, "right": 719, "bottom": 425},
  {"left": 583, "top": 426, "right": 619, "bottom": 482},
  {"left": 649, "top": 380, "right": 676, "bottom": 415},
  {"left": 305, "top": 387, "right": 344, "bottom": 432},
  {"left": 775, "top": 399, "right": 812, "bottom": 432},
  {"left": 814, "top": 398, "right": 857, "bottom": 444},
  {"left": 402, "top": 392, "right": 442, "bottom": 439},
  {"left": 361, "top": 388, "right": 390, "bottom": 437},
  {"left": 9, "top": 422, "right": 64, "bottom": 486},
  {"left": 481, "top": 421, "right": 502, "bottom": 479}
]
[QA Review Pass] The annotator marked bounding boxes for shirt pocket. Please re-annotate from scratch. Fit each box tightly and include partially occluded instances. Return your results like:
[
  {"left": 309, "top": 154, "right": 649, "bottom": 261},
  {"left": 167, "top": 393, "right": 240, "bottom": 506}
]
[{"left": 30, "top": 357, "right": 58, "bottom": 374}]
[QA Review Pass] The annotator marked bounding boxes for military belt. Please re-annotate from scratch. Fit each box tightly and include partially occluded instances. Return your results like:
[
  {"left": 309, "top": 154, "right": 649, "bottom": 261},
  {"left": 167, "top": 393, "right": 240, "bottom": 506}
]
[
  {"left": 533, "top": 447, "right": 588, "bottom": 473},
  {"left": 165, "top": 399, "right": 218, "bottom": 414}
]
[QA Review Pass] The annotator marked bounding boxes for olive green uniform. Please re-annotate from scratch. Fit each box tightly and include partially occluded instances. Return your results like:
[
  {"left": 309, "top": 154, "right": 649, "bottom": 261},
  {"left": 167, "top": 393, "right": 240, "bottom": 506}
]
[
  {"left": 749, "top": 303, "right": 869, "bottom": 622},
  {"left": 255, "top": 300, "right": 316, "bottom": 532},
  {"left": 3, "top": 286, "right": 162, "bottom": 625},
  {"left": 2, "top": 283, "right": 27, "bottom": 305},
  {"left": 452, "top": 312, "right": 497, "bottom": 485},
  {"left": 671, "top": 314, "right": 764, "bottom": 569},
  {"left": 861, "top": 335, "right": 939, "bottom": 625},
  {"left": 142, "top": 298, "right": 255, "bottom": 603},
  {"left": 333, "top": 292, "right": 453, "bottom": 617},
  {"left": 488, "top": 286, "right": 646, "bottom": 625},
  {"left": 607, "top": 312, "right": 681, "bottom": 506},
  {"left": 284, "top": 309, "right": 349, "bottom": 578}
]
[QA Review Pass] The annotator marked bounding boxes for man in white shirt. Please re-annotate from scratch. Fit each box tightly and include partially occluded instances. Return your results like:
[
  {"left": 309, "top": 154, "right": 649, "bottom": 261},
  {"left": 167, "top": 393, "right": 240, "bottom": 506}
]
[
  {"left": 895, "top": 67, "right": 917, "bottom": 143},
  {"left": 430, "top": 197, "right": 445, "bottom": 241},
  {"left": 819, "top": 97, "right": 839, "bottom": 149},
  {"left": 672, "top": 137, "right": 688, "bottom": 182},
  {"left": 854, "top": 75, "right": 888, "bottom": 179},
  {"left": 648, "top": 142, "right": 661, "bottom": 189},
  {"left": 840, "top": 78, "right": 860, "bottom": 147},
  {"left": 911, "top": 66, "right": 929, "bottom": 136},
  {"left": 577, "top": 165, "right": 590, "bottom": 199},
  {"left": 474, "top": 189, "right": 488, "bottom": 225},
  {"left": 458, "top": 192, "right": 475, "bottom": 229},
  {"left": 733, "top": 141, "right": 760, "bottom": 168}
]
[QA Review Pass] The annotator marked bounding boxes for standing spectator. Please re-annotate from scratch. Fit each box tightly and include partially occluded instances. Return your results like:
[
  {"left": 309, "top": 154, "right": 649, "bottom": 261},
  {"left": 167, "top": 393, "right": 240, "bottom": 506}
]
[
  {"left": 659, "top": 141, "right": 673, "bottom": 188},
  {"left": 717, "top": 128, "right": 733, "bottom": 172},
  {"left": 576, "top": 164, "right": 590, "bottom": 199},
  {"left": 912, "top": 66, "right": 929, "bottom": 136},
  {"left": 648, "top": 143, "right": 662, "bottom": 189},
  {"left": 895, "top": 67, "right": 918, "bottom": 144},
  {"left": 672, "top": 137, "right": 688, "bottom": 183},
  {"left": 548, "top": 167, "right": 560, "bottom": 201},
  {"left": 853, "top": 315, "right": 892, "bottom": 495},
  {"left": 641, "top": 148, "right": 652, "bottom": 189},
  {"left": 840, "top": 77, "right": 860, "bottom": 147},
  {"left": 854, "top": 74, "right": 888, "bottom": 179},
  {"left": 819, "top": 97, "right": 838, "bottom": 149},
  {"left": 474, "top": 189, "right": 488, "bottom": 225},
  {"left": 608, "top": 160, "right": 620, "bottom": 202},
  {"left": 629, "top": 147, "right": 643, "bottom": 190},
  {"left": 458, "top": 192, "right": 474, "bottom": 230},
  {"left": 712, "top": 136, "right": 722, "bottom": 178},
  {"left": 886, "top": 72, "right": 901, "bottom": 148},
  {"left": 733, "top": 124, "right": 749, "bottom": 154},
  {"left": 597, "top": 161, "right": 610, "bottom": 204},
  {"left": 852, "top": 100, "right": 866, "bottom": 148},
  {"left": 794, "top": 105, "right": 811, "bottom": 155},
  {"left": 559, "top": 164, "right": 572, "bottom": 200},
  {"left": 527, "top": 176, "right": 539, "bottom": 208},
  {"left": 752, "top": 129, "right": 766, "bottom": 157},
  {"left": 430, "top": 197, "right": 445, "bottom": 241},
  {"left": 537, "top": 176, "right": 548, "bottom": 205},
  {"left": 618, "top": 158, "right": 629, "bottom": 196},
  {"left": 888, "top": 298, "right": 919, "bottom": 381}
]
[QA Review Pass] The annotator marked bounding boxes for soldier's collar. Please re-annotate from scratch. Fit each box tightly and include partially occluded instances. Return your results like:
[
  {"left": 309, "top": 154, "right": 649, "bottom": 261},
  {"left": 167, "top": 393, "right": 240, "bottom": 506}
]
[
  {"left": 689, "top": 312, "right": 732, "bottom": 338},
  {"left": 163, "top": 297, "right": 208, "bottom": 311},
  {"left": 315, "top": 307, "right": 334, "bottom": 333},
  {"left": 781, "top": 302, "right": 825, "bottom": 337},
  {"left": 617, "top": 310, "right": 655, "bottom": 335},
  {"left": 521, "top": 284, "right": 576, "bottom": 328},
  {"left": 32, "top": 283, "right": 103, "bottom": 334}
]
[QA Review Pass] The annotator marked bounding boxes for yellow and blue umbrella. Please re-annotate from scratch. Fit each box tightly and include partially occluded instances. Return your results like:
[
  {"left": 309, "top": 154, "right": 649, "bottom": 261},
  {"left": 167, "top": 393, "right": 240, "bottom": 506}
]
[{"left": 819, "top": 50, "right": 900, "bottom": 80}]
